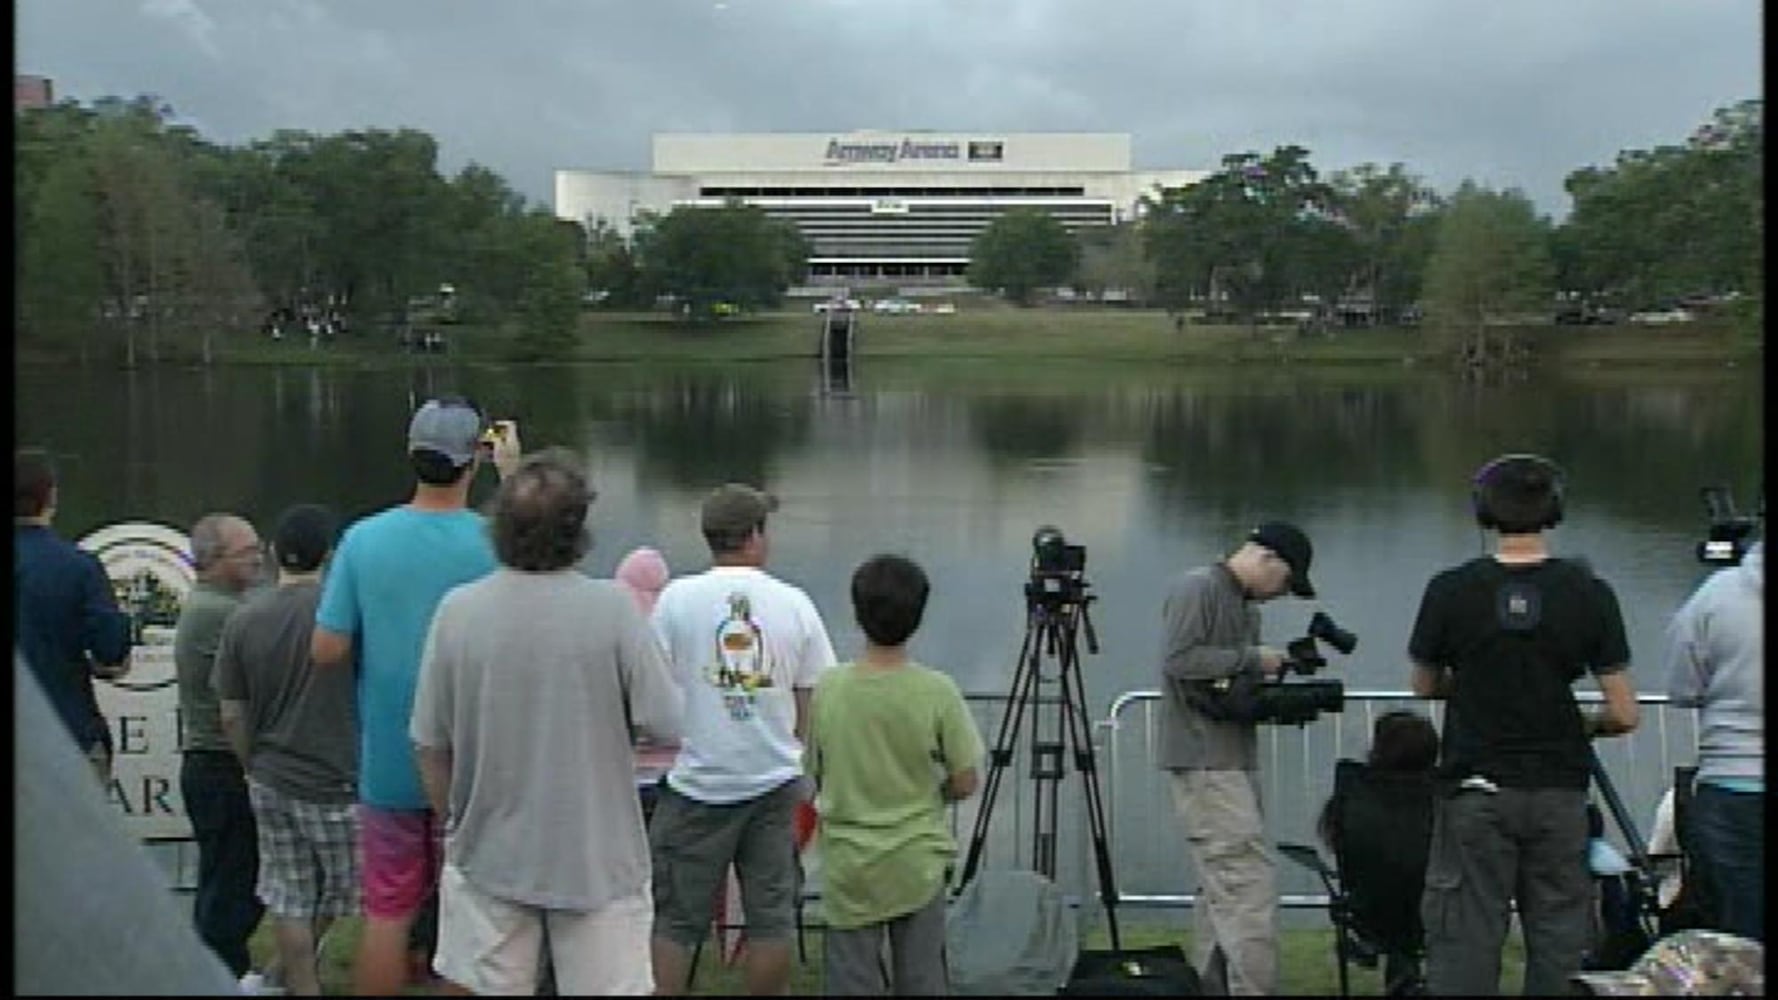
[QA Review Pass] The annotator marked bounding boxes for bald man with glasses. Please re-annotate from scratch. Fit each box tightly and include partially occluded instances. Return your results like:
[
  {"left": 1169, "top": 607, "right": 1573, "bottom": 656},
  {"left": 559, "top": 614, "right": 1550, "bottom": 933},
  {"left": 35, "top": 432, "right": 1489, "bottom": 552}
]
[{"left": 175, "top": 512, "right": 271, "bottom": 985}]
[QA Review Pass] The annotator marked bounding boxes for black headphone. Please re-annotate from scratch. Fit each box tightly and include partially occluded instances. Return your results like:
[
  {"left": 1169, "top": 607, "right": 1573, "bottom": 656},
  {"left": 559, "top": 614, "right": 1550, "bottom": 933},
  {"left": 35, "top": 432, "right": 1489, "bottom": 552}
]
[{"left": 1471, "top": 453, "right": 1566, "bottom": 530}]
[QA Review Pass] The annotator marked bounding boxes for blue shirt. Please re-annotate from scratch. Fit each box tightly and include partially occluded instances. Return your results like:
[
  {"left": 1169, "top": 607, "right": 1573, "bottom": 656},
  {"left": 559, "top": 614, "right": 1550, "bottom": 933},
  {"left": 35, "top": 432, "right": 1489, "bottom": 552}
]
[
  {"left": 14, "top": 525, "right": 132, "bottom": 750},
  {"left": 316, "top": 507, "right": 495, "bottom": 809}
]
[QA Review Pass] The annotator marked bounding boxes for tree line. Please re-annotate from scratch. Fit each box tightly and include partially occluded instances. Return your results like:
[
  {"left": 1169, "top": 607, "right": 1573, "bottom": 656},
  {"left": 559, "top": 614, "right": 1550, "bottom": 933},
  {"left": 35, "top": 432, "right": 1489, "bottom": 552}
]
[
  {"left": 15, "top": 94, "right": 1760, "bottom": 366},
  {"left": 16, "top": 96, "right": 595, "bottom": 363},
  {"left": 969, "top": 98, "right": 1762, "bottom": 361}
]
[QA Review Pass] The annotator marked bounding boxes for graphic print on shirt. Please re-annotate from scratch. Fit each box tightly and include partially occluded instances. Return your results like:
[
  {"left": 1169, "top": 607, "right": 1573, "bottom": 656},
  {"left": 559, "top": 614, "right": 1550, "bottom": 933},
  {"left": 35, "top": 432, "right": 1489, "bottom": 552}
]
[{"left": 710, "top": 593, "right": 775, "bottom": 720}]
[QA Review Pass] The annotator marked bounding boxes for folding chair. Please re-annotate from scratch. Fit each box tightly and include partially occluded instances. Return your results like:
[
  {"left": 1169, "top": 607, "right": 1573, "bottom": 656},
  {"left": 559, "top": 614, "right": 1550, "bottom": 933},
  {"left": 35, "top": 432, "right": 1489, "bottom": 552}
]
[{"left": 1280, "top": 759, "right": 1435, "bottom": 996}]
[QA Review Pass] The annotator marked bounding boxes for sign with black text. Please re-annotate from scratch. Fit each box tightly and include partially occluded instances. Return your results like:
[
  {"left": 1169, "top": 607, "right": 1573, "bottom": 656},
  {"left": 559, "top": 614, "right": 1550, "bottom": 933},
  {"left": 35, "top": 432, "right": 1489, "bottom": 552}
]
[{"left": 79, "top": 522, "right": 195, "bottom": 840}]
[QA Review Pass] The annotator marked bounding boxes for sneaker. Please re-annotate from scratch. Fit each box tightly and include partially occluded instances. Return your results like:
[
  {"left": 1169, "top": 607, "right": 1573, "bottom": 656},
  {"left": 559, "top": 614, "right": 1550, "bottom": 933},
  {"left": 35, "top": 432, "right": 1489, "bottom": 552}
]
[{"left": 238, "top": 970, "right": 287, "bottom": 996}]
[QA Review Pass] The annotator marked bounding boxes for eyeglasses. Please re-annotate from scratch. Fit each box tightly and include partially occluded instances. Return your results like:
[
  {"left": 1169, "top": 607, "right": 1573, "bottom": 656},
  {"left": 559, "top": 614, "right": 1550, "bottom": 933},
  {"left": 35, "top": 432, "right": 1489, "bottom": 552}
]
[{"left": 222, "top": 542, "right": 266, "bottom": 561}]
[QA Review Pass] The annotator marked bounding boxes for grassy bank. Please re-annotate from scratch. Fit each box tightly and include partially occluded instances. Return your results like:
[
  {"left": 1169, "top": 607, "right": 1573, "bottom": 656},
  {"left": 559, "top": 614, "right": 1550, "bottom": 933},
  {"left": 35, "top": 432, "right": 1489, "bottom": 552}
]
[{"left": 17, "top": 305, "right": 1760, "bottom": 370}]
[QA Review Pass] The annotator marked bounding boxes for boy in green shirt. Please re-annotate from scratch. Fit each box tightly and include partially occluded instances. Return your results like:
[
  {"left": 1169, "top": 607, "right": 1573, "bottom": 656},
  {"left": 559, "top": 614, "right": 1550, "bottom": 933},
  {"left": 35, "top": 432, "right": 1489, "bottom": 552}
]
[{"left": 807, "top": 554, "right": 984, "bottom": 996}]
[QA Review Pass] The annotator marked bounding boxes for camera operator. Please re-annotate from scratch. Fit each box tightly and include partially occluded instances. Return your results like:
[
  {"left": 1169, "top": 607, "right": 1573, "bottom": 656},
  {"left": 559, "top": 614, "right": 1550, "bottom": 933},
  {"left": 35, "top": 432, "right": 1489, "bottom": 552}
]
[
  {"left": 1156, "top": 520, "right": 1316, "bottom": 996},
  {"left": 1408, "top": 454, "right": 1639, "bottom": 996},
  {"left": 1663, "top": 535, "right": 1762, "bottom": 942}
]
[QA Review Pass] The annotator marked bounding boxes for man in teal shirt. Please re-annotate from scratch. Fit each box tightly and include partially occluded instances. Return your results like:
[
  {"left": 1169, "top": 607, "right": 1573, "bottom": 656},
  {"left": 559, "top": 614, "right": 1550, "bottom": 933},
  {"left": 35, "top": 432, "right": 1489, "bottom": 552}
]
[
  {"left": 311, "top": 397, "right": 519, "bottom": 995},
  {"left": 807, "top": 554, "right": 983, "bottom": 996}
]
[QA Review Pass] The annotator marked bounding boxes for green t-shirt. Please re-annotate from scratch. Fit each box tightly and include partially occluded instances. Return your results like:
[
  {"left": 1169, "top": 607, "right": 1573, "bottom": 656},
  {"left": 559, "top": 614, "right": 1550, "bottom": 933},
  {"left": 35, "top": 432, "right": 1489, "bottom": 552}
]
[
  {"left": 806, "top": 661, "right": 985, "bottom": 929},
  {"left": 173, "top": 582, "right": 244, "bottom": 753}
]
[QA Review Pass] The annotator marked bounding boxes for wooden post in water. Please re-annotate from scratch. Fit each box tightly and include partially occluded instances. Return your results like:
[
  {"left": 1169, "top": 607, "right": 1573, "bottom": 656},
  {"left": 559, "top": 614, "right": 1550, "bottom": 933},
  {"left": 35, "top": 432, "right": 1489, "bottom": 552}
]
[{"left": 818, "top": 306, "right": 857, "bottom": 393}]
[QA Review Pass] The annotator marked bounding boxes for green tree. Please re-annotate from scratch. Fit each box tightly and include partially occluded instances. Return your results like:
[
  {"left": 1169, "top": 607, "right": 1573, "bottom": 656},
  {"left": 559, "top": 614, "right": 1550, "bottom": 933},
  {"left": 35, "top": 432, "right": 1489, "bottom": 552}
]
[
  {"left": 634, "top": 202, "right": 810, "bottom": 320},
  {"left": 967, "top": 207, "right": 1080, "bottom": 306},
  {"left": 1074, "top": 222, "right": 1156, "bottom": 305},
  {"left": 1421, "top": 182, "right": 1555, "bottom": 364},
  {"left": 1142, "top": 145, "right": 1337, "bottom": 329},
  {"left": 20, "top": 151, "right": 105, "bottom": 362},
  {"left": 580, "top": 217, "right": 644, "bottom": 308},
  {"left": 507, "top": 213, "right": 586, "bottom": 361},
  {"left": 1556, "top": 98, "right": 1761, "bottom": 327},
  {"left": 1327, "top": 163, "right": 1443, "bottom": 323}
]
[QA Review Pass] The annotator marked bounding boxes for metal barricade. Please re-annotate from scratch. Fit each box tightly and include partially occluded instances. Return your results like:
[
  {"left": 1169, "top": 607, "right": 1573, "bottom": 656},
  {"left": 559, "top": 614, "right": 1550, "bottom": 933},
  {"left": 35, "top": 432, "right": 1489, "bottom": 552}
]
[{"left": 1096, "top": 689, "right": 1699, "bottom": 912}]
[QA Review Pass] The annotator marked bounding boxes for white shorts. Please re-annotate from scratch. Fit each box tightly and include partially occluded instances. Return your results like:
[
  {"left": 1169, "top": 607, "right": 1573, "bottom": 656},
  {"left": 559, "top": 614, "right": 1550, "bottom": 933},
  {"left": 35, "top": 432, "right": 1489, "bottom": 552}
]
[{"left": 434, "top": 863, "right": 654, "bottom": 995}]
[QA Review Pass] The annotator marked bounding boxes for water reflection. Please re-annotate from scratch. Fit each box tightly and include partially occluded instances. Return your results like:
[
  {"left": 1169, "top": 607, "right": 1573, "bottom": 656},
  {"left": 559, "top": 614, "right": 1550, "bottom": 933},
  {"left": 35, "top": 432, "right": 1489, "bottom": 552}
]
[{"left": 17, "top": 360, "right": 1761, "bottom": 705}]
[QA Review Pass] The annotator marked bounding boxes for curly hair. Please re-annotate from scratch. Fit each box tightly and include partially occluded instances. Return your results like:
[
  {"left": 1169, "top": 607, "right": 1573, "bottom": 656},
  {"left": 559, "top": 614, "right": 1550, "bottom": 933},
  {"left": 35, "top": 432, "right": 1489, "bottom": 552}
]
[{"left": 489, "top": 448, "right": 595, "bottom": 572}]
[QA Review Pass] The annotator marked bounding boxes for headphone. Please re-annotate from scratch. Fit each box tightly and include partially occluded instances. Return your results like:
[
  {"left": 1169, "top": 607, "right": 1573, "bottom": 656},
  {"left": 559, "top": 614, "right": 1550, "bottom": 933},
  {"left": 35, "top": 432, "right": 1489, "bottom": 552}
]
[{"left": 1471, "top": 453, "right": 1566, "bottom": 530}]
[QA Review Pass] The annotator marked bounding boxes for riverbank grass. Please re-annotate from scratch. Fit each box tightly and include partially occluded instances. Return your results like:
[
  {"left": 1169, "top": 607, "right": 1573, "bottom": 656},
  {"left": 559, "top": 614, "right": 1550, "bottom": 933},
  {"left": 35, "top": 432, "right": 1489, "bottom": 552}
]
[{"left": 23, "top": 305, "right": 1757, "bottom": 369}]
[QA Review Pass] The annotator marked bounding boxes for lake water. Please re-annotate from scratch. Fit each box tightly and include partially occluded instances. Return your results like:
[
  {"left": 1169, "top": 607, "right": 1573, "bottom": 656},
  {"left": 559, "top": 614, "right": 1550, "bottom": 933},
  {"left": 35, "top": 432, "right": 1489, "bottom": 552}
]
[{"left": 17, "top": 357, "right": 1761, "bottom": 908}]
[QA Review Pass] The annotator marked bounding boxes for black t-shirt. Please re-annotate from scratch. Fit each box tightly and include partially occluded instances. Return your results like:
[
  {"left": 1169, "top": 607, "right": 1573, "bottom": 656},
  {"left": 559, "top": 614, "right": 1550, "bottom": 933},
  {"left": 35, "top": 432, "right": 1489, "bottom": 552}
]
[{"left": 1408, "top": 557, "right": 1630, "bottom": 789}]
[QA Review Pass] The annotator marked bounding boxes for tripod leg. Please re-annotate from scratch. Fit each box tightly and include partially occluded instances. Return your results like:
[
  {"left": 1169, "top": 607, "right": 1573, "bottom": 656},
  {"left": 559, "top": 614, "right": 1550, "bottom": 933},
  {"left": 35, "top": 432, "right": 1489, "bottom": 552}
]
[
  {"left": 956, "top": 615, "right": 1041, "bottom": 892},
  {"left": 1590, "top": 747, "right": 1660, "bottom": 940},
  {"left": 1056, "top": 605, "right": 1122, "bottom": 954}
]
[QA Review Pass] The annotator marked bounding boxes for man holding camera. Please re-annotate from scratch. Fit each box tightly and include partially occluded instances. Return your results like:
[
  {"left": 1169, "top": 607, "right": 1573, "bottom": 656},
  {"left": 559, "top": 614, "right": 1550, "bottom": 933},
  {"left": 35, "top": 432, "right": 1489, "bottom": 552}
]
[
  {"left": 1409, "top": 454, "right": 1639, "bottom": 995},
  {"left": 1663, "top": 535, "right": 1762, "bottom": 941},
  {"left": 1157, "top": 520, "right": 1317, "bottom": 996},
  {"left": 310, "top": 397, "right": 520, "bottom": 995}
]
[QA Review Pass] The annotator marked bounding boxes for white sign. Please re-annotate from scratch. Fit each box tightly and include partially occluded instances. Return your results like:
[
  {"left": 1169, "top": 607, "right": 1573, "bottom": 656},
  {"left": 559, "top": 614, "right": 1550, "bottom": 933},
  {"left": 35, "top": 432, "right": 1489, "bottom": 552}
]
[{"left": 79, "top": 521, "right": 195, "bottom": 841}]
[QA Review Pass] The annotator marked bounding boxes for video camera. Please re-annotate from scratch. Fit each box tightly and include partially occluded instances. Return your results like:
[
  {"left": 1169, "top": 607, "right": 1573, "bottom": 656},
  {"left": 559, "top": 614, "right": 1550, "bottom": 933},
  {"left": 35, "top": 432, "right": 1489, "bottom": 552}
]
[
  {"left": 1697, "top": 485, "right": 1761, "bottom": 567},
  {"left": 1193, "top": 612, "right": 1354, "bottom": 727},
  {"left": 1281, "top": 611, "right": 1358, "bottom": 675},
  {"left": 1026, "top": 525, "right": 1091, "bottom": 610}
]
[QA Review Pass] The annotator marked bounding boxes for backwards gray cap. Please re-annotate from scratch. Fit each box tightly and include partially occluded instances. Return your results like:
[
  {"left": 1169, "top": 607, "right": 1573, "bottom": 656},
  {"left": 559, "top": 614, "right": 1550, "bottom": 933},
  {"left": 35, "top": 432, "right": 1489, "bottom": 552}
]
[{"left": 407, "top": 398, "right": 485, "bottom": 467}]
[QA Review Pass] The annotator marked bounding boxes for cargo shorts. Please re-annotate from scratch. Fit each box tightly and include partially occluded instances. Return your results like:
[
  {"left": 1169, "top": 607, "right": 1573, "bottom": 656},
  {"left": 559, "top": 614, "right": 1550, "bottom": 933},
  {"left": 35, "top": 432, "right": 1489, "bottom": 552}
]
[{"left": 648, "top": 779, "right": 800, "bottom": 947}]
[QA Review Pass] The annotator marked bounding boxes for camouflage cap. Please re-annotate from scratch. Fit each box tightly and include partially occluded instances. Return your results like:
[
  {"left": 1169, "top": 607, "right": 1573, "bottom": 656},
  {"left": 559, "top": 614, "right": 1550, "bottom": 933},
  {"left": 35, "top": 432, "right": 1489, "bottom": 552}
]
[{"left": 1572, "top": 930, "right": 1764, "bottom": 996}]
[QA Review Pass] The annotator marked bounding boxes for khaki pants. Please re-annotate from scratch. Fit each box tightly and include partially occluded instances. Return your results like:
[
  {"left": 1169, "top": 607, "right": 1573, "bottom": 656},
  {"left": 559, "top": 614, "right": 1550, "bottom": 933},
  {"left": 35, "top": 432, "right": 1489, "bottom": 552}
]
[{"left": 1169, "top": 770, "right": 1278, "bottom": 996}]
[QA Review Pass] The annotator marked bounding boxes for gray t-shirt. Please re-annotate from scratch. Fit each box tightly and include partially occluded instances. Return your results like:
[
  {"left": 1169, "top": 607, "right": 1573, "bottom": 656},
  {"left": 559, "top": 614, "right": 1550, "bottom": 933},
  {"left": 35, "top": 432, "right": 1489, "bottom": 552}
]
[
  {"left": 411, "top": 569, "right": 683, "bottom": 911},
  {"left": 173, "top": 581, "right": 243, "bottom": 753},
  {"left": 1156, "top": 562, "right": 1264, "bottom": 771},
  {"left": 213, "top": 581, "right": 358, "bottom": 803}
]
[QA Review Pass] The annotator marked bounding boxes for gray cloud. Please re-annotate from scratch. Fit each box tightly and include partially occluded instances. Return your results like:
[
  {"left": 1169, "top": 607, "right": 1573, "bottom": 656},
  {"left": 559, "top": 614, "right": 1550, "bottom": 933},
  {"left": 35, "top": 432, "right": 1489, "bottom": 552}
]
[{"left": 18, "top": 0, "right": 1761, "bottom": 217}]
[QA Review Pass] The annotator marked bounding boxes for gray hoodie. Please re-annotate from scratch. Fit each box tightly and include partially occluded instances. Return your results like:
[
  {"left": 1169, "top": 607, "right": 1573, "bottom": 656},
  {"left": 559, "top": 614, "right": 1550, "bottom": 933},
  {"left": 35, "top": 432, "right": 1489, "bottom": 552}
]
[{"left": 1663, "top": 541, "right": 1764, "bottom": 786}]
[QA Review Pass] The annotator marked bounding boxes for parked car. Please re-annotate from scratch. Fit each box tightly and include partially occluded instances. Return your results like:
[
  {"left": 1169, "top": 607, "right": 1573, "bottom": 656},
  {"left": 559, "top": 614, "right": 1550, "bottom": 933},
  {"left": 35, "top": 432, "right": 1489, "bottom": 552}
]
[
  {"left": 813, "top": 299, "right": 862, "bottom": 314},
  {"left": 1628, "top": 306, "right": 1696, "bottom": 325},
  {"left": 872, "top": 298, "right": 920, "bottom": 314},
  {"left": 931, "top": 302, "right": 957, "bottom": 315}
]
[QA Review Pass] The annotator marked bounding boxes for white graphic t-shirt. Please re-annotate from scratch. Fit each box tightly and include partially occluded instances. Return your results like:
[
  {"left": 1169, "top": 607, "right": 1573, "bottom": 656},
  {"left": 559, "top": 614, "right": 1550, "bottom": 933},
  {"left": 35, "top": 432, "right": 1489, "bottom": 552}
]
[{"left": 651, "top": 565, "right": 837, "bottom": 804}]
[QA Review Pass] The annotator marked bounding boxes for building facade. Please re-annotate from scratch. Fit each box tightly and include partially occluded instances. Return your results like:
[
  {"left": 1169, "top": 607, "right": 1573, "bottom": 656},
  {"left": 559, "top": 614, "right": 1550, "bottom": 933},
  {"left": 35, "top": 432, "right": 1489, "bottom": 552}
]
[
  {"left": 15, "top": 74, "right": 54, "bottom": 112},
  {"left": 555, "top": 132, "right": 1205, "bottom": 284}
]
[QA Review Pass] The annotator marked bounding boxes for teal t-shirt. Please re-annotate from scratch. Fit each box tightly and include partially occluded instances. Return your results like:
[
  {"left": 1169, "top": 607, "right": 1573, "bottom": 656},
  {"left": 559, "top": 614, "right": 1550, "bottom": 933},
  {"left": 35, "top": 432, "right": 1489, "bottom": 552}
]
[
  {"left": 316, "top": 506, "right": 495, "bottom": 809},
  {"left": 806, "top": 661, "right": 984, "bottom": 929}
]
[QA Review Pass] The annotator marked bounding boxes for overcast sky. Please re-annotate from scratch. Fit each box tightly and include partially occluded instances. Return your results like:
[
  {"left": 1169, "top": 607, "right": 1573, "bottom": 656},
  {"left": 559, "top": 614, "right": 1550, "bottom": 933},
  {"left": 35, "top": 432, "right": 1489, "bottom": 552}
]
[{"left": 17, "top": 0, "right": 1763, "bottom": 218}]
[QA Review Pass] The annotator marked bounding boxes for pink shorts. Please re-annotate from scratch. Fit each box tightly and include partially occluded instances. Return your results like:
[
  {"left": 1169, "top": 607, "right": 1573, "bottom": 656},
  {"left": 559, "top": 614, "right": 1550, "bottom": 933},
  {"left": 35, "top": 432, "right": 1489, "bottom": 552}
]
[{"left": 357, "top": 805, "right": 444, "bottom": 920}]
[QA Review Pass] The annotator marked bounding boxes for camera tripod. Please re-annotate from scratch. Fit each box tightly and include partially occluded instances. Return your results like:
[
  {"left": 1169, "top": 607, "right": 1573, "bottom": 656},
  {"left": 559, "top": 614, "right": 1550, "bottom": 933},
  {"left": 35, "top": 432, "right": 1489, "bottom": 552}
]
[
  {"left": 955, "top": 588, "right": 1124, "bottom": 952},
  {"left": 1589, "top": 746, "right": 1664, "bottom": 943}
]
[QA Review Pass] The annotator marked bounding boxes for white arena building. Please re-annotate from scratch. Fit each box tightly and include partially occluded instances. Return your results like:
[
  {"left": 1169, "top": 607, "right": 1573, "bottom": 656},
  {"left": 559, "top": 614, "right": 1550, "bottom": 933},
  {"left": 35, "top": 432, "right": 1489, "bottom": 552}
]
[{"left": 554, "top": 132, "right": 1206, "bottom": 285}]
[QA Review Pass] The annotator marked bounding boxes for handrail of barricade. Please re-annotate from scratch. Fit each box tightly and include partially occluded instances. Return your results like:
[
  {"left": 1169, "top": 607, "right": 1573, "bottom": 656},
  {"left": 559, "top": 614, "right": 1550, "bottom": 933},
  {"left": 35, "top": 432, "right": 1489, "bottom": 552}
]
[{"left": 1091, "top": 688, "right": 1697, "bottom": 913}]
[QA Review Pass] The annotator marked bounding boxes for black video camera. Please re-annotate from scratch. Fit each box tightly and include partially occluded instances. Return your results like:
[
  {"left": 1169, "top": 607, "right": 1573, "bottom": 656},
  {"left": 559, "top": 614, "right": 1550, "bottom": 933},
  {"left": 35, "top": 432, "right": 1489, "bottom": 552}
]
[
  {"left": 1280, "top": 611, "right": 1359, "bottom": 675},
  {"left": 1190, "top": 612, "right": 1355, "bottom": 727},
  {"left": 1026, "top": 525, "right": 1090, "bottom": 609},
  {"left": 1697, "top": 485, "right": 1761, "bottom": 567}
]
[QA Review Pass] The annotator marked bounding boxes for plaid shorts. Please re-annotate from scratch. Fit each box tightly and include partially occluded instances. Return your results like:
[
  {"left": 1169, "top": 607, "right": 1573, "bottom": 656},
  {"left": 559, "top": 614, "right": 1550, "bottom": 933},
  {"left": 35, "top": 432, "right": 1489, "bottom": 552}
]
[{"left": 248, "top": 778, "right": 361, "bottom": 919}]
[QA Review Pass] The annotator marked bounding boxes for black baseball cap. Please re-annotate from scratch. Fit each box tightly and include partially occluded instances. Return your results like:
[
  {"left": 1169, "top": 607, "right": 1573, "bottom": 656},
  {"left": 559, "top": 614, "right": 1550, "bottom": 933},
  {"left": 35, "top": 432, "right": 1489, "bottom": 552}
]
[
  {"left": 273, "top": 504, "right": 337, "bottom": 573},
  {"left": 1249, "top": 521, "right": 1315, "bottom": 598}
]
